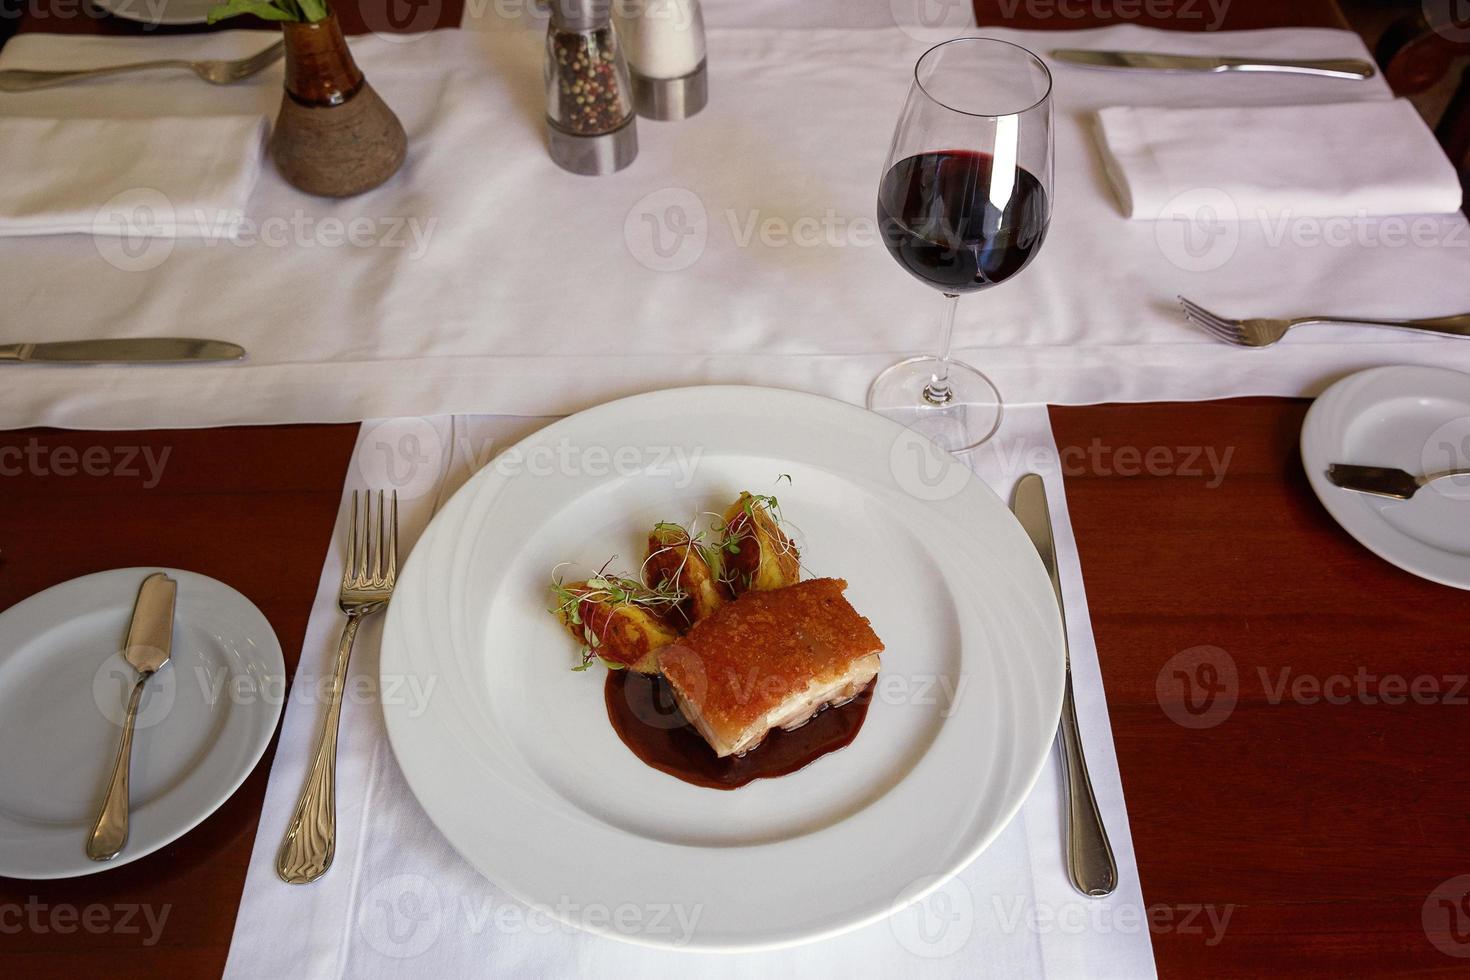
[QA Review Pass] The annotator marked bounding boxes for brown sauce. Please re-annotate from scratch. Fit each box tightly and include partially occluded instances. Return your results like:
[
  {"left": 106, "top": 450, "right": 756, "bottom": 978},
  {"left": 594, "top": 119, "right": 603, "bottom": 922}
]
[{"left": 605, "top": 670, "right": 873, "bottom": 790}]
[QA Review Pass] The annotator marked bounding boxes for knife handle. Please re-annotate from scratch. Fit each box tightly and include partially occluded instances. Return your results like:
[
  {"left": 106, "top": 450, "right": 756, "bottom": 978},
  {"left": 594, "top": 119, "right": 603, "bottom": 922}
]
[
  {"left": 0, "top": 344, "right": 27, "bottom": 362},
  {"left": 1220, "top": 57, "right": 1375, "bottom": 79},
  {"left": 87, "top": 675, "right": 147, "bottom": 861},
  {"left": 1058, "top": 675, "right": 1118, "bottom": 896}
]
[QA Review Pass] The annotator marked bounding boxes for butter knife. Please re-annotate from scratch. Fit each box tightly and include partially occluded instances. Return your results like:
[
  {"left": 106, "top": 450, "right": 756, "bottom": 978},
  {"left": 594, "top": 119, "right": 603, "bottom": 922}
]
[
  {"left": 87, "top": 572, "right": 176, "bottom": 861},
  {"left": 1051, "top": 48, "right": 1375, "bottom": 80},
  {"left": 1012, "top": 473, "right": 1118, "bottom": 897},
  {"left": 0, "top": 338, "right": 245, "bottom": 364}
]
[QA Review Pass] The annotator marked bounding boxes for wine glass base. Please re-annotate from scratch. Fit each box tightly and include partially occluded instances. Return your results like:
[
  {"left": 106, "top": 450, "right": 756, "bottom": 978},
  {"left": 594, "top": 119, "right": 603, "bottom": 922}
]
[{"left": 867, "top": 356, "right": 1003, "bottom": 453}]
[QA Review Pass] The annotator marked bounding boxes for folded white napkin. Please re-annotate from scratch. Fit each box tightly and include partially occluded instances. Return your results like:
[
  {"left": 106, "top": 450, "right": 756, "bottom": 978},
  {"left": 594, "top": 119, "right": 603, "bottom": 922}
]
[
  {"left": 0, "top": 114, "right": 267, "bottom": 237},
  {"left": 1096, "top": 99, "right": 1463, "bottom": 219}
]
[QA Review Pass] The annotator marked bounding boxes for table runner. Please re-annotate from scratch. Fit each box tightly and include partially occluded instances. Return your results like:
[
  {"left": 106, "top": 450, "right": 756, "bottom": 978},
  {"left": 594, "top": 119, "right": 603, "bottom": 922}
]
[
  {"left": 220, "top": 404, "right": 1154, "bottom": 978},
  {"left": 2, "top": 25, "right": 1468, "bottom": 430}
]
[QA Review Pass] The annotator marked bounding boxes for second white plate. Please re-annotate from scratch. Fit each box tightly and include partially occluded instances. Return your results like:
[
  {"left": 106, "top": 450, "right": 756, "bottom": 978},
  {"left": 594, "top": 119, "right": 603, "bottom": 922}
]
[
  {"left": 0, "top": 568, "right": 284, "bottom": 878},
  {"left": 1302, "top": 364, "right": 1470, "bottom": 589}
]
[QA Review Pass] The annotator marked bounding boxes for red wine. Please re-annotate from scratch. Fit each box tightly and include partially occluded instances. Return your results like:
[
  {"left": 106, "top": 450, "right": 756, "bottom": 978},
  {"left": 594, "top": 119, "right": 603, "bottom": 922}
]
[{"left": 878, "top": 150, "right": 1049, "bottom": 294}]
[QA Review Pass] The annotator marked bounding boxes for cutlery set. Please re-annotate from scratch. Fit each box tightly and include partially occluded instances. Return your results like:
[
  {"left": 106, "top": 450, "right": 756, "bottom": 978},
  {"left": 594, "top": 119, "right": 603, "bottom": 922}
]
[{"left": 82, "top": 492, "right": 398, "bottom": 877}]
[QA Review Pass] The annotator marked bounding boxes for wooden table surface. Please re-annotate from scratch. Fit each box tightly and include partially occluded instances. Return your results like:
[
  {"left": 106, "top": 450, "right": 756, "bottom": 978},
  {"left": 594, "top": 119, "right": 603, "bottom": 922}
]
[{"left": 3, "top": 1, "right": 1467, "bottom": 977}]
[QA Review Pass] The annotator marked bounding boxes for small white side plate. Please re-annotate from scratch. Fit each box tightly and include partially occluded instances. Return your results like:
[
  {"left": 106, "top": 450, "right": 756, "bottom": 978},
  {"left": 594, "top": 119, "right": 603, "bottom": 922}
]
[
  {"left": 1302, "top": 365, "right": 1470, "bottom": 590},
  {"left": 0, "top": 568, "right": 284, "bottom": 878}
]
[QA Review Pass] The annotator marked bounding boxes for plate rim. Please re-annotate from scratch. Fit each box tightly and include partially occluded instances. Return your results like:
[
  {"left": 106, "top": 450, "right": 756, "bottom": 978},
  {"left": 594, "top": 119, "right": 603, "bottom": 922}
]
[
  {"left": 380, "top": 384, "right": 1066, "bottom": 950},
  {"left": 0, "top": 566, "right": 286, "bottom": 879},
  {"left": 90, "top": 0, "right": 212, "bottom": 26},
  {"left": 1301, "top": 364, "right": 1470, "bottom": 591}
]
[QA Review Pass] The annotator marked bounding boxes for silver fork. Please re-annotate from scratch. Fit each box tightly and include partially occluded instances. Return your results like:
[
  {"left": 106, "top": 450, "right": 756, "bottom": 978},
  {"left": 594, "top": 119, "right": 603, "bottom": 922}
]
[
  {"left": 0, "top": 40, "right": 284, "bottom": 92},
  {"left": 277, "top": 490, "right": 398, "bottom": 885},
  {"left": 1179, "top": 295, "right": 1470, "bottom": 349}
]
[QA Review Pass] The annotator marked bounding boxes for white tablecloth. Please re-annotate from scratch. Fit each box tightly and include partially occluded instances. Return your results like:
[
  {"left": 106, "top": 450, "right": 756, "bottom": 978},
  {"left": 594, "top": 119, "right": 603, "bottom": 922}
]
[
  {"left": 2, "top": 24, "right": 1468, "bottom": 429},
  {"left": 221, "top": 404, "right": 1156, "bottom": 980}
]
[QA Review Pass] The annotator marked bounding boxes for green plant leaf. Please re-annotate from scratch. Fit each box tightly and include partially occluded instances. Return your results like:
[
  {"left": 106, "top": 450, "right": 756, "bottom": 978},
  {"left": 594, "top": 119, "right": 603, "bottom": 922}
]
[
  {"left": 298, "top": 0, "right": 331, "bottom": 22},
  {"left": 206, "top": 0, "right": 296, "bottom": 23}
]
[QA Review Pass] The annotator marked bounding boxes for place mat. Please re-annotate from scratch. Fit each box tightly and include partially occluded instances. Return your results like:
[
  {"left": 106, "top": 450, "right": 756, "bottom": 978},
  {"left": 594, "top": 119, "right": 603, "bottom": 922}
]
[
  {"left": 2, "top": 24, "right": 1468, "bottom": 429},
  {"left": 220, "top": 404, "right": 1154, "bottom": 979}
]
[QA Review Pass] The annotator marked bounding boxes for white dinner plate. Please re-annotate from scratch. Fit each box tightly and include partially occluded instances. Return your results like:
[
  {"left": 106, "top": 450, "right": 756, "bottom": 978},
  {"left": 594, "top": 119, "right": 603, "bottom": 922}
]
[
  {"left": 93, "top": 0, "right": 217, "bottom": 26},
  {"left": 1302, "top": 365, "right": 1470, "bottom": 590},
  {"left": 380, "top": 386, "right": 1066, "bottom": 951},
  {"left": 0, "top": 568, "right": 285, "bottom": 878}
]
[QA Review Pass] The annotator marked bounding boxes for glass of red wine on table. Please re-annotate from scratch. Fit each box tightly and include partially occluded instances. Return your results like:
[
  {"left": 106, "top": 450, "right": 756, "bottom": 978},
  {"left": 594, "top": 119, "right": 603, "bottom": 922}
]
[{"left": 871, "top": 38, "right": 1054, "bottom": 452}]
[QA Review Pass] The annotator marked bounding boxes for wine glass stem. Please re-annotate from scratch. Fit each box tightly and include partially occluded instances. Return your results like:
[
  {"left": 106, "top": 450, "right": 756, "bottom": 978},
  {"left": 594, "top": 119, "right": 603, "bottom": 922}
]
[{"left": 924, "top": 292, "right": 960, "bottom": 405}]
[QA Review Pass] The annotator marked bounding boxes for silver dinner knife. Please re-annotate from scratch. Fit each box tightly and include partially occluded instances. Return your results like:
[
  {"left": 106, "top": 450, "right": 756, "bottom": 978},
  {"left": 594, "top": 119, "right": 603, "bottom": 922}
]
[
  {"left": 1012, "top": 473, "right": 1118, "bottom": 897},
  {"left": 87, "top": 572, "right": 176, "bottom": 861},
  {"left": 0, "top": 338, "right": 245, "bottom": 364},
  {"left": 1050, "top": 48, "right": 1375, "bottom": 80}
]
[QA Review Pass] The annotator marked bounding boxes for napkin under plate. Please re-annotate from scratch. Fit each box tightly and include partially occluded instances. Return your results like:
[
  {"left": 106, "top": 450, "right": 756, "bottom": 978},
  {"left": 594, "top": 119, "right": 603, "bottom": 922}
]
[
  {"left": 1095, "top": 99, "right": 1463, "bottom": 220},
  {"left": 0, "top": 114, "right": 268, "bottom": 237}
]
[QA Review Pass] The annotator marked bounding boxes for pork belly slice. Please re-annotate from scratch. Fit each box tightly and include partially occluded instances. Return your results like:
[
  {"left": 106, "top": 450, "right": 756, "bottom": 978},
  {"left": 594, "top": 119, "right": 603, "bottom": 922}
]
[{"left": 658, "top": 578, "right": 883, "bottom": 758}]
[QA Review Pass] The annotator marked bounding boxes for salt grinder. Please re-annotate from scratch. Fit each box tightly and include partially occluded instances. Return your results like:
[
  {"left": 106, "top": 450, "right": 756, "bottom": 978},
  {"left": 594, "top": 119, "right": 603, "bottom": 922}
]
[
  {"left": 545, "top": 0, "right": 638, "bottom": 175},
  {"left": 615, "top": 0, "right": 708, "bottom": 121}
]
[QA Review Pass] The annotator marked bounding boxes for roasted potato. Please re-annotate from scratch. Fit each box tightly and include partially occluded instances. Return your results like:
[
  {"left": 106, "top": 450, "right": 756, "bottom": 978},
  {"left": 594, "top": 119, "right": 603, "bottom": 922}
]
[
  {"left": 718, "top": 492, "right": 800, "bottom": 596},
  {"left": 552, "top": 578, "right": 678, "bottom": 673},
  {"left": 644, "top": 523, "right": 728, "bottom": 627}
]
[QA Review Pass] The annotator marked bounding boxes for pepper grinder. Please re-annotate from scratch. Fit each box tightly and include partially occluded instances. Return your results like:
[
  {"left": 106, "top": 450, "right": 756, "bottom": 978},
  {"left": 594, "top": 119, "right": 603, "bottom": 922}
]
[
  {"left": 615, "top": 0, "right": 708, "bottom": 121},
  {"left": 545, "top": 0, "right": 638, "bottom": 175}
]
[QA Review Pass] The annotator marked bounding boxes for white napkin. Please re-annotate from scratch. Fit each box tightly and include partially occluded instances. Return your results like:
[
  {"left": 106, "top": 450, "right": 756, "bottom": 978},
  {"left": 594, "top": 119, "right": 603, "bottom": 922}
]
[
  {"left": 222, "top": 406, "right": 1156, "bottom": 980},
  {"left": 0, "top": 114, "right": 267, "bottom": 237},
  {"left": 1096, "top": 99, "right": 1464, "bottom": 219}
]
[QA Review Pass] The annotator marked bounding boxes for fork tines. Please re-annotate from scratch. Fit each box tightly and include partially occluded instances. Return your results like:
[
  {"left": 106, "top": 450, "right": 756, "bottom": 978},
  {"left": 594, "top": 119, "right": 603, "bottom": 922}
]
[
  {"left": 346, "top": 489, "right": 399, "bottom": 588},
  {"left": 1177, "top": 295, "right": 1248, "bottom": 346}
]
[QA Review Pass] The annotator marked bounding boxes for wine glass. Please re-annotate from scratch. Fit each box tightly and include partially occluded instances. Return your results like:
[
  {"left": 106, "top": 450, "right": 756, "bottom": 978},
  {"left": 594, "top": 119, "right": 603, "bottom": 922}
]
[{"left": 870, "top": 38, "right": 1053, "bottom": 452}]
